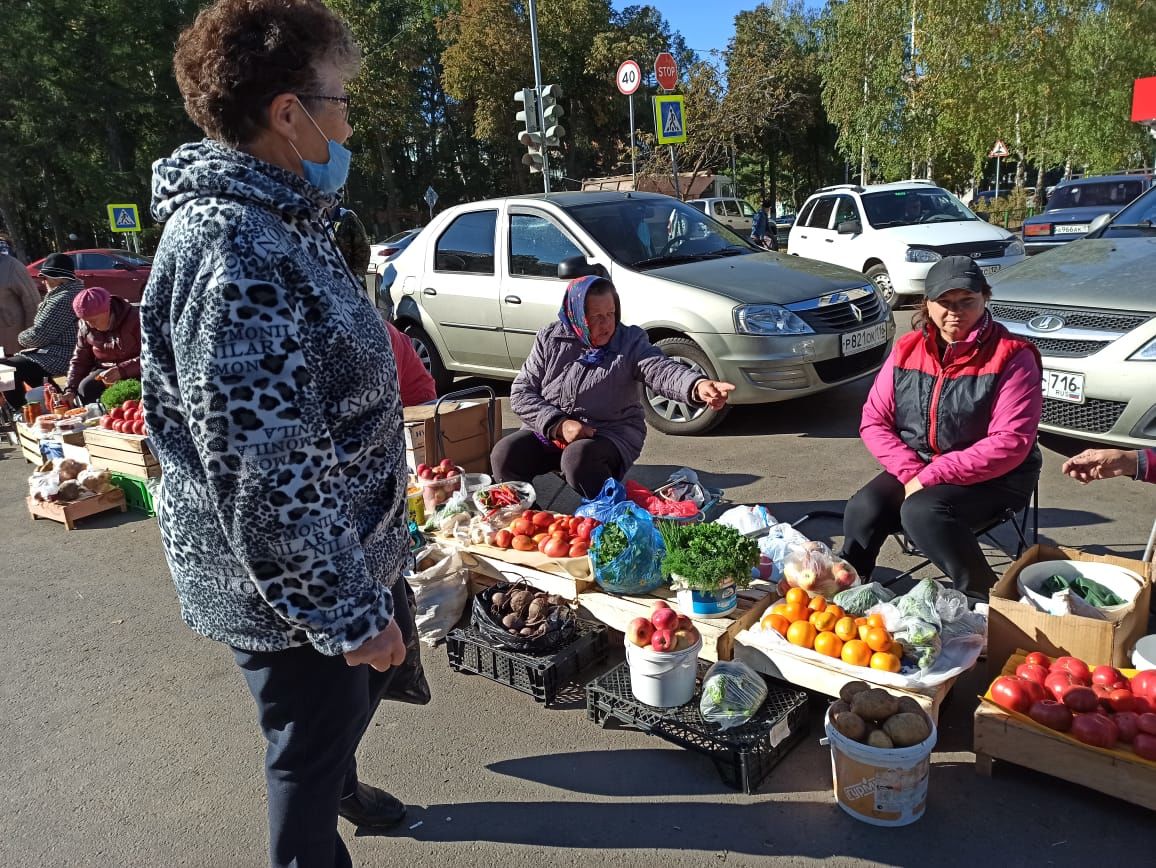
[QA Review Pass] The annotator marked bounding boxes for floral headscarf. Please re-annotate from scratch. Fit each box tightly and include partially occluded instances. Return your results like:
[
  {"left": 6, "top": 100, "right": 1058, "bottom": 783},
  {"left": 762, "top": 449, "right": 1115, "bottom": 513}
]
[{"left": 558, "top": 275, "right": 617, "bottom": 366}]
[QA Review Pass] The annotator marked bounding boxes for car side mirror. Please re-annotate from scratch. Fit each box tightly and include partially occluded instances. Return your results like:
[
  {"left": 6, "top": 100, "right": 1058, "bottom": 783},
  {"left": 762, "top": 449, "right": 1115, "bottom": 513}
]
[
  {"left": 557, "top": 256, "right": 608, "bottom": 280},
  {"left": 837, "top": 219, "right": 861, "bottom": 235},
  {"left": 1087, "top": 213, "right": 1113, "bottom": 235}
]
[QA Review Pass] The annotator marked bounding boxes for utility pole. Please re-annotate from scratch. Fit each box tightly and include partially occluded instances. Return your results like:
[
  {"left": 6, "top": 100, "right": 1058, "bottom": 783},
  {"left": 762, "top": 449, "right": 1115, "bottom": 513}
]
[{"left": 527, "top": 0, "right": 550, "bottom": 194}]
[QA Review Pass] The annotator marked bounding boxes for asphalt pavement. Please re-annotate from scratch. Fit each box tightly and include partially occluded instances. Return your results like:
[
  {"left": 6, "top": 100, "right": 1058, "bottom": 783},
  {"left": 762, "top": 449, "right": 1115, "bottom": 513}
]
[{"left": 3, "top": 346, "right": 1155, "bottom": 867}]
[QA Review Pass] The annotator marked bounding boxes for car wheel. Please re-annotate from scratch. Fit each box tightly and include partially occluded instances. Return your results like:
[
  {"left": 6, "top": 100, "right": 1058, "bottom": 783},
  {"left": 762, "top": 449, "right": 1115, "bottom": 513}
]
[
  {"left": 643, "top": 337, "right": 731, "bottom": 436},
  {"left": 866, "top": 264, "right": 900, "bottom": 309},
  {"left": 402, "top": 323, "right": 453, "bottom": 395}
]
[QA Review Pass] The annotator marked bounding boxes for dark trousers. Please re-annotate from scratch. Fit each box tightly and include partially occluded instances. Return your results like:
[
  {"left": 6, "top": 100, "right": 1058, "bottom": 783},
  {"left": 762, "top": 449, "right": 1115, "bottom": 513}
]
[
  {"left": 75, "top": 371, "right": 107, "bottom": 405},
  {"left": 491, "top": 429, "right": 626, "bottom": 499},
  {"left": 0, "top": 354, "right": 50, "bottom": 409},
  {"left": 232, "top": 581, "right": 415, "bottom": 868},
  {"left": 840, "top": 471, "right": 1034, "bottom": 593}
]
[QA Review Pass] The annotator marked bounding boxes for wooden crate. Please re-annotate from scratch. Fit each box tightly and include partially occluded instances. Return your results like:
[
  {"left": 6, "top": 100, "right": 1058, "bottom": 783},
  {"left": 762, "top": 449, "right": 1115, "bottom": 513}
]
[
  {"left": 576, "top": 584, "right": 776, "bottom": 663},
  {"left": 973, "top": 702, "right": 1156, "bottom": 810},
  {"left": 732, "top": 635, "right": 957, "bottom": 723},
  {"left": 15, "top": 422, "right": 84, "bottom": 465},
  {"left": 83, "top": 428, "right": 160, "bottom": 479},
  {"left": 27, "top": 489, "right": 127, "bottom": 530},
  {"left": 469, "top": 550, "right": 596, "bottom": 600}
]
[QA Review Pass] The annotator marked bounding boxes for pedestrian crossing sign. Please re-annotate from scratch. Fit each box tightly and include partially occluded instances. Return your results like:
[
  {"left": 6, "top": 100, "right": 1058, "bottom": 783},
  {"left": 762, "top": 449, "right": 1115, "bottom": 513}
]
[
  {"left": 107, "top": 203, "right": 141, "bottom": 233},
  {"left": 653, "top": 95, "right": 687, "bottom": 145}
]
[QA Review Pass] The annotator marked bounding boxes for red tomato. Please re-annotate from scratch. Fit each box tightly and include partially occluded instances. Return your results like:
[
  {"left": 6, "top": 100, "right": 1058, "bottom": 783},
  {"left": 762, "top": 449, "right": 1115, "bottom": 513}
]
[
  {"left": 1092, "top": 665, "right": 1128, "bottom": 690},
  {"left": 1062, "top": 686, "right": 1100, "bottom": 714},
  {"left": 1016, "top": 663, "right": 1050, "bottom": 687},
  {"left": 991, "top": 676, "right": 1035, "bottom": 714},
  {"left": 576, "top": 519, "right": 596, "bottom": 542},
  {"left": 494, "top": 530, "right": 513, "bottom": 550},
  {"left": 1106, "top": 688, "right": 1136, "bottom": 713},
  {"left": 135, "top": 420, "right": 147, "bottom": 435},
  {"left": 122, "top": 399, "right": 138, "bottom": 412},
  {"left": 109, "top": 407, "right": 124, "bottom": 421},
  {"left": 532, "top": 512, "right": 554, "bottom": 530},
  {"left": 568, "top": 540, "right": 589, "bottom": 558},
  {"left": 1027, "top": 699, "right": 1073, "bottom": 732},
  {"left": 1024, "top": 651, "right": 1051, "bottom": 668},
  {"left": 511, "top": 518, "right": 534, "bottom": 537},
  {"left": 543, "top": 538, "right": 570, "bottom": 559},
  {"left": 1130, "top": 670, "right": 1156, "bottom": 701},
  {"left": 522, "top": 510, "right": 536, "bottom": 521},
  {"left": 511, "top": 534, "right": 535, "bottom": 552},
  {"left": 1070, "top": 713, "right": 1118, "bottom": 749},
  {"left": 1045, "top": 671, "right": 1076, "bottom": 701},
  {"left": 1138, "top": 713, "right": 1156, "bottom": 736},
  {"left": 550, "top": 531, "right": 569, "bottom": 543},
  {"left": 1134, "top": 733, "right": 1156, "bottom": 761},
  {"left": 1021, "top": 679, "right": 1048, "bottom": 705},
  {"left": 1051, "top": 656, "right": 1091, "bottom": 684},
  {"left": 1114, "top": 711, "right": 1140, "bottom": 743}
]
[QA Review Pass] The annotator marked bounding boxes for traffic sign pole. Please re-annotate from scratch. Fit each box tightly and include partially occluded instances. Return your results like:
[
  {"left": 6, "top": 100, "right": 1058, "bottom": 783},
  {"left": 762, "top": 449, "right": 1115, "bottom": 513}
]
[
  {"left": 616, "top": 60, "right": 641, "bottom": 189},
  {"left": 528, "top": 0, "right": 550, "bottom": 193},
  {"left": 994, "top": 155, "right": 1001, "bottom": 200},
  {"left": 629, "top": 95, "right": 636, "bottom": 187}
]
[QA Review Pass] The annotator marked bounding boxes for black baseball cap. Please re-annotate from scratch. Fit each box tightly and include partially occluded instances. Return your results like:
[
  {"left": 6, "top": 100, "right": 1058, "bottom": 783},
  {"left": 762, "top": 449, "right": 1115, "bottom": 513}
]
[{"left": 924, "top": 255, "right": 989, "bottom": 300}]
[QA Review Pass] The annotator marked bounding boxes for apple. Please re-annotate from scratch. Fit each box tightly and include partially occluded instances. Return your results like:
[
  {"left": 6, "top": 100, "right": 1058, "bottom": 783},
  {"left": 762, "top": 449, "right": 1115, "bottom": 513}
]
[
  {"left": 439, "top": 458, "right": 454, "bottom": 470},
  {"left": 416, "top": 463, "right": 431, "bottom": 477},
  {"left": 676, "top": 614, "right": 693, "bottom": 631},
  {"left": 651, "top": 607, "right": 678, "bottom": 632},
  {"left": 650, "top": 629, "right": 676, "bottom": 653},
  {"left": 673, "top": 629, "right": 695, "bottom": 651},
  {"left": 651, "top": 600, "right": 671, "bottom": 611},
  {"left": 626, "top": 618, "right": 654, "bottom": 648}
]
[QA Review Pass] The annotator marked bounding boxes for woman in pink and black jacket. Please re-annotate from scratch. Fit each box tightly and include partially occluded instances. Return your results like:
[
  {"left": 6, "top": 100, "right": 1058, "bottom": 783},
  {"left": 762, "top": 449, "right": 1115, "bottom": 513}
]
[{"left": 840, "top": 256, "right": 1043, "bottom": 593}]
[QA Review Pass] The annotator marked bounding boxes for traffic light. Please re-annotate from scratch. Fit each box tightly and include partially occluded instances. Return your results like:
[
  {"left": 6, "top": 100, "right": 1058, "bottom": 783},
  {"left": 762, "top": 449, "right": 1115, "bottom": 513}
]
[
  {"left": 514, "top": 87, "right": 544, "bottom": 173},
  {"left": 540, "top": 84, "right": 565, "bottom": 147}
]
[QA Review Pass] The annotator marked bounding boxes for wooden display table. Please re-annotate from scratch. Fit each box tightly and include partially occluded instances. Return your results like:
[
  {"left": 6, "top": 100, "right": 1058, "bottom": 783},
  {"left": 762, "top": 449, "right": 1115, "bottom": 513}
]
[{"left": 27, "top": 489, "right": 127, "bottom": 530}]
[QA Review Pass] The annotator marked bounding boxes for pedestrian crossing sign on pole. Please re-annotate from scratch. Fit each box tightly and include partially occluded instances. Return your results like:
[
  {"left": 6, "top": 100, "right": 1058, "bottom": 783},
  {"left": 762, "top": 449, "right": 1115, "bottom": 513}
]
[
  {"left": 653, "top": 95, "right": 687, "bottom": 145},
  {"left": 107, "top": 204, "right": 141, "bottom": 233}
]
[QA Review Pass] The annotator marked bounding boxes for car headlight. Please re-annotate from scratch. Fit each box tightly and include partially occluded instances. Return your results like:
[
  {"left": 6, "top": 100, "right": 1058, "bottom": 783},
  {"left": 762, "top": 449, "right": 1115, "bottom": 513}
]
[
  {"left": 734, "top": 304, "right": 814, "bottom": 336},
  {"left": 905, "top": 248, "right": 941, "bottom": 263},
  {"left": 1129, "top": 337, "right": 1156, "bottom": 361},
  {"left": 1006, "top": 239, "right": 1025, "bottom": 257}
]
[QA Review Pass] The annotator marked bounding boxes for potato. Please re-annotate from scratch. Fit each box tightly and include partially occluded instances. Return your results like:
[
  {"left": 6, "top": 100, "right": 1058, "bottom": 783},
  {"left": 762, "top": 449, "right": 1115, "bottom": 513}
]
[
  {"left": 829, "top": 699, "right": 851, "bottom": 718},
  {"left": 883, "top": 712, "right": 932, "bottom": 747},
  {"left": 832, "top": 710, "right": 868, "bottom": 742},
  {"left": 896, "top": 696, "right": 924, "bottom": 716},
  {"left": 867, "top": 728, "right": 895, "bottom": 749},
  {"left": 851, "top": 688, "right": 900, "bottom": 723},
  {"left": 839, "top": 681, "right": 871, "bottom": 703}
]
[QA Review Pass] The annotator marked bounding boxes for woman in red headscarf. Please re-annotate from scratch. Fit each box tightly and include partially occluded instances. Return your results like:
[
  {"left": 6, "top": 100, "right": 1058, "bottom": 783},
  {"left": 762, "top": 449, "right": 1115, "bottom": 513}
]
[
  {"left": 62, "top": 286, "right": 142, "bottom": 406},
  {"left": 490, "top": 275, "right": 735, "bottom": 498}
]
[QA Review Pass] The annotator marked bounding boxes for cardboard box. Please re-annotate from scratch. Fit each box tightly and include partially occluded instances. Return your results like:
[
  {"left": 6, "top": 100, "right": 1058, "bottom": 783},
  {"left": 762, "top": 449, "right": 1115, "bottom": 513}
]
[
  {"left": 988, "top": 544, "right": 1152, "bottom": 677},
  {"left": 403, "top": 400, "right": 497, "bottom": 475}
]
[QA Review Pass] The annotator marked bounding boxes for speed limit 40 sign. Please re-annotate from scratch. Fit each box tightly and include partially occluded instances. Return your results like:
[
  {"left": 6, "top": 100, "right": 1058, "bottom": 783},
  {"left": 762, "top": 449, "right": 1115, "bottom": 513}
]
[{"left": 616, "top": 60, "right": 641, "bottom": 96}]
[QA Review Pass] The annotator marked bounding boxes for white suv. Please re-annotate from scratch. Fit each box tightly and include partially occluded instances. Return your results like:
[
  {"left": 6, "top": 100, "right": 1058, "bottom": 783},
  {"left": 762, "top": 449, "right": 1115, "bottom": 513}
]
[{"left": 788, "top": 181, "right": 1026, "bottom": 306}]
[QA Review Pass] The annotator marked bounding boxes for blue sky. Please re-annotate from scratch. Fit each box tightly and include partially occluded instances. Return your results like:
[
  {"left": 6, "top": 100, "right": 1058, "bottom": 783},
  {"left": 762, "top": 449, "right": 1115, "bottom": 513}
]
[{"left": 621, "top": 1, "right": 827, "bottom": 58}]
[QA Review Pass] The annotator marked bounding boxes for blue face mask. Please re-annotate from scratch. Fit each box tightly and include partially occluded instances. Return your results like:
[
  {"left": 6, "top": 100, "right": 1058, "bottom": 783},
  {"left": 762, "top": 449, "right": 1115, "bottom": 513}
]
[{"left": 291, "top": 101, "right": 351, "bottom": 194}]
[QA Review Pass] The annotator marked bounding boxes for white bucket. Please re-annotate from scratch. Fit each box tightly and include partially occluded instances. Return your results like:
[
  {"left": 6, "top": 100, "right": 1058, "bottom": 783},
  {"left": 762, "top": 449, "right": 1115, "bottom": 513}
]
[
  {"left": 824, "top": 708, "right": 937, "bottom": 827},
  {"left": 673, "top": 577, "right": 737, "bottom": 619},
  {"left": 624, "top": 634, "right": 703, "bottom": 707}
]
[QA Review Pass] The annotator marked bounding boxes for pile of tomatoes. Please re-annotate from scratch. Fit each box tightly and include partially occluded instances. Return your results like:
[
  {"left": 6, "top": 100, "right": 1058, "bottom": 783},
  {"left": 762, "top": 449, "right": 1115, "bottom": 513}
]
[
  {"left": 760, "top": 587, "right": 903, "bottom": 673},
  {"left": 989, "top": 652, "right": 1156, "bottom": 759},
  {"left": 487, "top": 510, "right": 600, "bottom": 560},
  {"left": 99, "top": 400, "right": 146, "bottom": 436}
]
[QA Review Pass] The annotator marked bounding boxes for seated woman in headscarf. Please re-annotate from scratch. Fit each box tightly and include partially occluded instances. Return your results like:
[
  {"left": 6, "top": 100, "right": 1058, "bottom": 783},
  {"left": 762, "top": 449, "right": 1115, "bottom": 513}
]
[{"left": 490, "top": 275, "right": 735, "bottom": 498}]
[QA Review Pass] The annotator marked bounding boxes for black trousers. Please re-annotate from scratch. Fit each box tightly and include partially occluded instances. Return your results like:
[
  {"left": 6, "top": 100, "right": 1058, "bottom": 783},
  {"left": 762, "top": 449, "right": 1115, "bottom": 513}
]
[
  {"left": 75, "top": 370, "right": 108, "bottom": 405},
  {"left": 0, "top": 354, "right": 51, "bottom": 409},
  {"left": 232, "top": 580, "right": 416, "bottom": 868},
  {"left": 490, "top": 429, "right": 626, "bottom": 500},
  {"left": 840, "top": 471, "right": 1035, "bottom": 593}
]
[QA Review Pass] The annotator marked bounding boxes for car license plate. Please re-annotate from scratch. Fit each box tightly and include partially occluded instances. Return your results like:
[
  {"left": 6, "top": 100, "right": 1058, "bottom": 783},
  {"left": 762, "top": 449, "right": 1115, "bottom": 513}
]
[
  {"left": 842, "top": 322, "right": 888, "bottom": 357},
  {"left": 1042, "top": 369, "right": 1085, "bottom": 404},
  {"left": 981, "top": 264, "right": 1001, "bottom": 275},
  {"left": 1054, "top": 223, "right": 1089, "bottom": 235}
]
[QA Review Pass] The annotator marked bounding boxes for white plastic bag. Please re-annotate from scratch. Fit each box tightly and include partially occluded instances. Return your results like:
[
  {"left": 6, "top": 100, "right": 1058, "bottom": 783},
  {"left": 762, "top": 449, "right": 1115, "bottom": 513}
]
[
  {"left": 406, "top": 546, "right": 472, "bottom": 645},
  {"left": 757, "top": 522, "right": 809, "bottom": 579},
  {"left": 715, "top": 505, "right": 776, "bottom": 535}
]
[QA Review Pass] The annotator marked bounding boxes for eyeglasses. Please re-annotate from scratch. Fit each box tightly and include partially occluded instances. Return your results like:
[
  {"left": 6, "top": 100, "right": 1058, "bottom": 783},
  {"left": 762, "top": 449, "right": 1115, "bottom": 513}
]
[
  {"left": 299, "top": 93, "right": 351, "bottom": 118},
  {"left": 930, "top": 295, "right": 984, "bottom": 313}
]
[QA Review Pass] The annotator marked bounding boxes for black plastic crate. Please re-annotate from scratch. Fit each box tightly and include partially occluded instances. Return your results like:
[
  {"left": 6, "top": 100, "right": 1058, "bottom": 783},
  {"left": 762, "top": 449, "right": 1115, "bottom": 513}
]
[
  {"left": 585, "top": 661, "right": 810, "bottom": 794},
  {"left": 446, "top": 620, "right": 610, "bottom": 706}
]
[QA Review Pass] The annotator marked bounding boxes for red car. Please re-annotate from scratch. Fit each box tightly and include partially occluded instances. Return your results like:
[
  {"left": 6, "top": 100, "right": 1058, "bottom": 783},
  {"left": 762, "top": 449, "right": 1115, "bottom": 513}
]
[{"left": 26, "top": 248, "right": 152, "bottom": 303}]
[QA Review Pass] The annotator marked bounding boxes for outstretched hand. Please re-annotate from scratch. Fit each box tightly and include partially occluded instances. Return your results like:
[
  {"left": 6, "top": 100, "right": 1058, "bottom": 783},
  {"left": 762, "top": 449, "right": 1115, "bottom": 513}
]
[
  {"left": 695, "top": 379, "right": 736, "bottom": 411},
  {"left": 1062, "top": 448, "right": 1138, "bottom": 484}
]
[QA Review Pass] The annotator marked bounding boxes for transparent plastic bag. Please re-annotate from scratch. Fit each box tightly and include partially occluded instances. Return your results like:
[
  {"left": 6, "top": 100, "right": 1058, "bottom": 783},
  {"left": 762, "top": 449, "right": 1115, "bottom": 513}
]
[
  {"left": 590, "top": 502, "right": 665, "bottom": 595},
  {"left": 699, "top": 660, "right": 768, "bottom": 730},
  {"left": 715, "top": 505, "right": 776, "bottom": 536},
  {"left": 424, "top": 490, "right": 472, "bottom": 536},
  {"left": 757, "top": 523, "right": 810, "bottom": 580},
  {"left": 781, "top": 541, "right": 860, "bottom": 597},
  {"left": 832, "top": 581, "right": 896, "bottom": 616}
]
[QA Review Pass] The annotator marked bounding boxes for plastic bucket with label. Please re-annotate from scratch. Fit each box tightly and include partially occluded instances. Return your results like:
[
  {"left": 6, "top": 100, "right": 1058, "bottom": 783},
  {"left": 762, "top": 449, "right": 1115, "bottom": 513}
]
[
  {"left": 673, "top": 576, "right": 737, "bottom": 619},
  {"left": 624, "top": 634, "right": 703, "bottom": 707},
  {"left": 823, "top": 707, "right": 937, "bottom": 827}
]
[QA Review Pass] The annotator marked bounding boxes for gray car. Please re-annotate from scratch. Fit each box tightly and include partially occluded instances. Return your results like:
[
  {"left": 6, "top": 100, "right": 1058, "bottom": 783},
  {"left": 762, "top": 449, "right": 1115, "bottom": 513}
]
[
  {"left": 990, "top": 184, "right": 1156, "bottom": 447},
  {"left": 386, "top": 192, "right": 895, "bottom": 435}
]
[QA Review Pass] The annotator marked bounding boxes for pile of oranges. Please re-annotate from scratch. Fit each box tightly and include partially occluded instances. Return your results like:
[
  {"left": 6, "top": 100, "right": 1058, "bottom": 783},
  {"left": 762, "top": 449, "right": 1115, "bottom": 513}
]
[{"left": 760, "top": 587, "right": 902, "bottom": 673}]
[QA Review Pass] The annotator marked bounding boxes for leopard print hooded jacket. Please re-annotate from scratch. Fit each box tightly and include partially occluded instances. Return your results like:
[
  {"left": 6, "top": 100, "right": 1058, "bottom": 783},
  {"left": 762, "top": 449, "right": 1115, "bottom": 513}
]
[{"left": 140, "top": 139, "right": 407, "bottom": 655}]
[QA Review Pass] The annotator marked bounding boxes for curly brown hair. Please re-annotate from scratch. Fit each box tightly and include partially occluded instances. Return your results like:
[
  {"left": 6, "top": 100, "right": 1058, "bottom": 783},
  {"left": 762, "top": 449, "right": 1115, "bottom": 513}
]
[{"left": 173, "top": 0, "right": 360, "bottom": 147}]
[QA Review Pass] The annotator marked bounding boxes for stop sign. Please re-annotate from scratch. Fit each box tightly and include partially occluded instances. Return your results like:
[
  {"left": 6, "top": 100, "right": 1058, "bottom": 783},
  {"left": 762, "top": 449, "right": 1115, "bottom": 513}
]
[{"left": 654, "top": 52, "right": 678, "bottom": 91}]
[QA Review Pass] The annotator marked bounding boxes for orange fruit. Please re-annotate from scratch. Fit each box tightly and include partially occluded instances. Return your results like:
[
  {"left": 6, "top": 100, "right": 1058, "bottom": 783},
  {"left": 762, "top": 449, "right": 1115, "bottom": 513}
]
[
  {"left": 807, "top": 595, "right": 827, "bottom": 612},
  {"left": 786, "top": 619, "right": 818, "bottom": 649},
  {"left": 841, "top": 639, "right": 872, "bottom": 667},
  {"left": 867, "top": 613, "right": 887, "bottom": 630},
  {"left": 809, "top": 610, "right": 838, "bottom": 633},
  {"left": 785, "top": 587, "right": 809, "bottom": 606},
  {"left": 814, "top": 631, "right": 843, "bottom": 658},
  {"left": 770, "top": 602, "right": 791, "bottom": 618},
  {"left": 782, "top": 602, "right": 809, "bottom": 623},
  {"left": 825, "top": 604, "right": 845, "bottom": 620},
  {"left": 870, "top": 652, "right": 902, "bottom": 673},
  {"left": 834, "top": 616, "right": 858, "bottom": 642},
  {"left": 760, "top": 612, "right": 790, "bottom": 637},
  {"left": 854, "top": 617, "right": 868, "bottom": 626},
  {"left": 858, "top": 624, "right": 871, "bottom": 641},
  {"left": 865, "top": 627, "right": 893, "bottom": 653}
]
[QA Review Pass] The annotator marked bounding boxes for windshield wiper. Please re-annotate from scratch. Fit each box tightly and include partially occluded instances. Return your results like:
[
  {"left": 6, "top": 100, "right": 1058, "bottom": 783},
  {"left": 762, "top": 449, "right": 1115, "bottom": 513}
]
[{"left": 632, "top": 251, "right": 738, "bottom": 269}]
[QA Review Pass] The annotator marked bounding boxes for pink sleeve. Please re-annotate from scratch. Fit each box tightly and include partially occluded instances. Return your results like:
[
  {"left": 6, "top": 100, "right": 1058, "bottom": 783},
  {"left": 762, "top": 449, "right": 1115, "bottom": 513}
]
[
  {"left": 860, "top": 350, "right": 927, "bottom": 484},
  {"left": 1141, "top": 449, "right": 1156, "bottom": 484},
  {"left": 917, "top": 347, "right": 1042, "bottom": 487},
  {"left": 387, "top": 322, "right": 437, "bottom": 407}
]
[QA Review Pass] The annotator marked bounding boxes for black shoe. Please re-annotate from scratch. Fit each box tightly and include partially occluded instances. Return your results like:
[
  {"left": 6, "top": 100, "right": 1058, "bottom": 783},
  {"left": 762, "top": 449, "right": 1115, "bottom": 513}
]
[{"left": 338, "top": 781, "right": 407, "bottom": 830}]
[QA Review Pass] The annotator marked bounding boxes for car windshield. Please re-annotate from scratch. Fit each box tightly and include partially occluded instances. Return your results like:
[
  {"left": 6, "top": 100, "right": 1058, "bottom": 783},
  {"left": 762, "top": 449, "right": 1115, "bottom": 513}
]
[
  {"left": 565, "top": 198, "right": 752, "bottom": 270},
  {"left": 860, "top": 188, "right": 977, "bottom": 228},
  {"left": 1103, "top": 186, "right": 1156, "bottom": 236},
  {"left": 1048, "top": 180, "right": 1144, "bottom": 210},
  {"left": 117, "top": 253, "right": 152, "bottom": 266}
]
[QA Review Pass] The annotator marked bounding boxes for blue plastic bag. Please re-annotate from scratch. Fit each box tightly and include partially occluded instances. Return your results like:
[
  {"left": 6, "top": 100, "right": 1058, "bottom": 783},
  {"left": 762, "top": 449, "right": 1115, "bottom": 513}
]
[
  {"left": 590, "top": 502, "right": 665, "bottom": 595},
  {"left": 575, "top": 477, "right": 627, "bottom": 523}
]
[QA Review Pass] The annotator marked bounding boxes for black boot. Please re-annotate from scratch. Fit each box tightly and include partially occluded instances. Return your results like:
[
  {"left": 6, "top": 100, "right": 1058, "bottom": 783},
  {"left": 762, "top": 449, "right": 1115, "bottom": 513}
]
[{"left": 338, "top": 781, "right": 407, "bottom": 830}]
